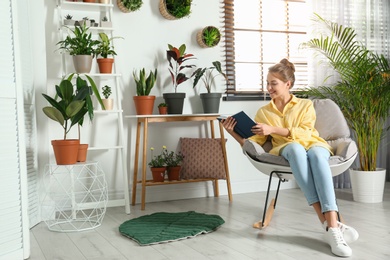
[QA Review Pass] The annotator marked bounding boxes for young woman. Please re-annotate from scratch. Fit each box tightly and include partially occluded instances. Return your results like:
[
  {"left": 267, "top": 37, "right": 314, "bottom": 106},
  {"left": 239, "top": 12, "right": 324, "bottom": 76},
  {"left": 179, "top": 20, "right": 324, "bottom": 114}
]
[{"left": 221, "top": 59, "right": 358, "bottom": 257}]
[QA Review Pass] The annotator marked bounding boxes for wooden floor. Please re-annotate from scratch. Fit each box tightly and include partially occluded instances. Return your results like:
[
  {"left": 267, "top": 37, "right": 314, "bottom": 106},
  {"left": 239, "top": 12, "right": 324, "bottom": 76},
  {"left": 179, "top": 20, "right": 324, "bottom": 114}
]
[{"left": 30, "top": 184, "right": 390, "bottom": 260}]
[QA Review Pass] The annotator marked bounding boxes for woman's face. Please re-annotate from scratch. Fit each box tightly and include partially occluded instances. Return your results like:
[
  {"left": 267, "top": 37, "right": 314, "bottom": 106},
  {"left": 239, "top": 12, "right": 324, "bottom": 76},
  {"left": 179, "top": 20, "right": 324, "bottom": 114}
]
[{"left": 266, "top": 73, "right": 291, "bottom": 99}]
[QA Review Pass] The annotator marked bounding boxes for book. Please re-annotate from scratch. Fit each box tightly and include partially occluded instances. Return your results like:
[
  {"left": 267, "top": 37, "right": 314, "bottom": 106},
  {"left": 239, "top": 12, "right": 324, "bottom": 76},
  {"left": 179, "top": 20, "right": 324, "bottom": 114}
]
[{"left": 218, "top": 111, "right": 257, "bottom": 138}]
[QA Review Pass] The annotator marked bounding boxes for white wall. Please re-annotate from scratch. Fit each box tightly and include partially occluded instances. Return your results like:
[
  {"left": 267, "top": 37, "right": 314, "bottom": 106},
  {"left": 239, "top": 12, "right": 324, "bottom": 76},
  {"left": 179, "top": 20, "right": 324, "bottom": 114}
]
[{"left": 39, "top": 0, "right": 296, "bottom": 205}]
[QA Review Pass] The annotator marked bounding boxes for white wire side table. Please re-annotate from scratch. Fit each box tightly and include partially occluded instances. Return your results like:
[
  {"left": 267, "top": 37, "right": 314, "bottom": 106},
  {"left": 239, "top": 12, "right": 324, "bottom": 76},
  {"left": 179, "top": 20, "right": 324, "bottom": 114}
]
[{"left": 41, "top": 162, "right": 108, "bottom": 232}]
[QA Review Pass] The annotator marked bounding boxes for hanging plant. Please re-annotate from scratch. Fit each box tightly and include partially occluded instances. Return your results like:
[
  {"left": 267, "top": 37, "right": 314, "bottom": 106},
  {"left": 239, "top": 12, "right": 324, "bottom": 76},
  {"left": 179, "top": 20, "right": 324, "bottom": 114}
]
[
  {"left": 159, "top": 0, "right": 192, "bottom": 20},
  {"left": 197, "top": 26, "right": 221, "bottom": 48},
  {"left": 117, "top": 0, "right": 143, "bottom": 13}
]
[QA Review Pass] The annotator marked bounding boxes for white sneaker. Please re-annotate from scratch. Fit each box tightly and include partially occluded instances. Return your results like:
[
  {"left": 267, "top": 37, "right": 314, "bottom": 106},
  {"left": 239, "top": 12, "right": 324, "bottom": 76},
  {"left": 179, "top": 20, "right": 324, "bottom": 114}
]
[
  {"left": 324, "top": 227, "right": 352, "bottom": 257},
  {"left": 322, "top": 221, "right": 359, "bottom": 244}
]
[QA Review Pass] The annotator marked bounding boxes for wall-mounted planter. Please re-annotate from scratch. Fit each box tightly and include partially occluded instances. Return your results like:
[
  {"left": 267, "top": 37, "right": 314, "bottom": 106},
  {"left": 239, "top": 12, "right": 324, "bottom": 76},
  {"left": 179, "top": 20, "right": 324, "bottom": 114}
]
[
  {"left": 117, "top": 0, "right": 143, "bottom": 13},
  {"left": 197, "top": 26, "right": 221, "bottom": 48},
  {"left": 159, "top": 0, "right": 192, "bottom": 20}
]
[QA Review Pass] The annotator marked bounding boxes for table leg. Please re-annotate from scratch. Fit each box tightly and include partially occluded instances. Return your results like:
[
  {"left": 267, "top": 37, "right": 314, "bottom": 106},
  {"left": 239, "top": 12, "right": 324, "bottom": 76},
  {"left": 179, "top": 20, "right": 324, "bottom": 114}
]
[
  {"left": 141, "top": 119, "right": 148, "bottom": 210},
  {"left": 219, "top": 121, "right": 233, "bottom": 202},
  {"left": 132, "top": 120, "right": 141, "bottom": 206}
]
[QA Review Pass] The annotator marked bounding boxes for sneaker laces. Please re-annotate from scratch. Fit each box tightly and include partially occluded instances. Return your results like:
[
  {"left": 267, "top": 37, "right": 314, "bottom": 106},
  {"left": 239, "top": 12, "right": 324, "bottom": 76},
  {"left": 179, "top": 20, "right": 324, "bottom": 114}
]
[{"left": 330, "top": 228, "right": 347, "bottom": 246}]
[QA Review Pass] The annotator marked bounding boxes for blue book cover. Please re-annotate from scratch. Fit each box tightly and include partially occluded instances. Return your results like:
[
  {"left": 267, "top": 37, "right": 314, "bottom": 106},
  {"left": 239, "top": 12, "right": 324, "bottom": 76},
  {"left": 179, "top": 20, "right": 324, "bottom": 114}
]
[{"left": 218, "top": 111, "right": 256, "bottom": 138}]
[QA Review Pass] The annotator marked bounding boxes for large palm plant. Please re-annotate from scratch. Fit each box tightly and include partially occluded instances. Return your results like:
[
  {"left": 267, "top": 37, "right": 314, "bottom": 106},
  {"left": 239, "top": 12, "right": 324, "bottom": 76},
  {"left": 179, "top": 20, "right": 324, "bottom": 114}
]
[{"left": 301, "top": 14, "right": 390, "bottom": 171}]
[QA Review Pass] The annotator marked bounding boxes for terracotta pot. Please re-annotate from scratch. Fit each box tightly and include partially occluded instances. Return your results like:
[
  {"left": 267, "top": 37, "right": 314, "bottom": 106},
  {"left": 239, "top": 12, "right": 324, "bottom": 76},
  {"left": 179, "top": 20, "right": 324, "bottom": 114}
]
[
  {"left": 102, "top": 98, "right": 114, "bottom": 110},
  {"left": 158, "top": 106, "right": 168, "bottom": 115},
  {"left": 167, "top": 166, "right": 181, "bottom": 181},
  {"left": 51, "top": 139, "right": 80, "bottom": 165},
  {"left": 97, "top": 58, "right": 114, "bottom": 74},
  {"left": 77, "top": 144, "right": 89, "bottom": 162},
  {"left": 133, "top": 96, "right": 156, "bottom": 115},
  {"left": 150, "top": 167, "right": 166, "bottom": 182}
]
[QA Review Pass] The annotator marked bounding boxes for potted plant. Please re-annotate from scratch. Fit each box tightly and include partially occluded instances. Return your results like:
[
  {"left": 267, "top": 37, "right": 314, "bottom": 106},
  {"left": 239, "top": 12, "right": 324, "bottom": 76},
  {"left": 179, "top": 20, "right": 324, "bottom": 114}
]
[
  {"left": 56, "top": 23, "right": 99, "bottom": 73},
  {"left": 163, "top": 43, "right": 196, "bottom": 114},
  {"left": 117, "top": 0, "right": 143, "bottom": 13},
  {"left": 64, "top": 14, "right": 74, "bottom": 26},
  {"left": 102, "top": 85, "right": 114, "bottom": 110},
  {"left": 100, "top": 16, "right": 112, "bottom": 28},
  {"left": 301, "top": 14, "right": 390, "bottom": 203},
  {"left": 197, "top": 26, "right": 221, "bottom": 48},
  {"left": 42, "top": 79, "right": 87, "bottom": 165},
  {"left": 95, "top": 32, "right": 121, "bottom": 74},
  {"left": 163, "top": 148, "right": 184, "bottom": 181},
  {"left": 132, "top": 68, "right": 157, "bottom": 115},
  {"left": 159, "top": 0, "right": 192, "bottom": 20},
  {"left": 192, "top": 61, "right": 228, "bottom": 113},
  {"left": 148, "top": 146, "right": 166, "bottom": 182},
  {"left": 158, "top": 102, "right": 168, "bottom": 115}
]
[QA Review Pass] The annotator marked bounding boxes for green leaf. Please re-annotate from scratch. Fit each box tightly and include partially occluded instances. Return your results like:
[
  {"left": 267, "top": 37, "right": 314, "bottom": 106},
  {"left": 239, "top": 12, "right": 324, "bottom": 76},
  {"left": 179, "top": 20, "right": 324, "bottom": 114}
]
[{"left": 42, "top": 107, "right": 65, "bottom": 126}]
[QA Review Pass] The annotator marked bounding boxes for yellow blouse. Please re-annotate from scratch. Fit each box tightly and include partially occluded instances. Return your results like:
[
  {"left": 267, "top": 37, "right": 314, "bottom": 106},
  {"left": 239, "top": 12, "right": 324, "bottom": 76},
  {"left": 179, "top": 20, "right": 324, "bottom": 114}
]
[{"left": 249, "top": 95, "right": 333, "bottom": 156}]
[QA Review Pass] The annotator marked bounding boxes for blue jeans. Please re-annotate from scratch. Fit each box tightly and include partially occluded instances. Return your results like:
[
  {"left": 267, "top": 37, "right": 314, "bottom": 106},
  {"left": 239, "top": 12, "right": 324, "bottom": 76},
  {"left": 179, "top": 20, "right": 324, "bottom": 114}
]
[{"left": 281, "top": 143, "right": 338, "bottom": 213}]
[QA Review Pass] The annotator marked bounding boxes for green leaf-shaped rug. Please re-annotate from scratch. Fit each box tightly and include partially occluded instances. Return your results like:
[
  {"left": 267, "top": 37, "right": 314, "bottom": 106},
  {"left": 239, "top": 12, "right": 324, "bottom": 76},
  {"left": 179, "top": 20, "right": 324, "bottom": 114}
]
[{"left": 119, "top": 211, "right": 225, "bottom": 246}]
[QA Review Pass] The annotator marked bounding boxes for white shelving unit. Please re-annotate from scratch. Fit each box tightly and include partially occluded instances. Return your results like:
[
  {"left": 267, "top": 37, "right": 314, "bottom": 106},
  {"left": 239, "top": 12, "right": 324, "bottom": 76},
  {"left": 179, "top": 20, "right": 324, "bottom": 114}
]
[{"left": 55, "top": 0, "right": 130, "bottom": 214}]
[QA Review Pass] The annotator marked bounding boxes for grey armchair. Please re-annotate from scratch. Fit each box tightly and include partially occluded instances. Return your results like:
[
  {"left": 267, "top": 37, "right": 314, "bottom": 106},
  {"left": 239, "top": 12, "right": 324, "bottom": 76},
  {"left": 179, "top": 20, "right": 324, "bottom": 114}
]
[{"left": 243, "top": 99, "right": 358, "bottom": 228}]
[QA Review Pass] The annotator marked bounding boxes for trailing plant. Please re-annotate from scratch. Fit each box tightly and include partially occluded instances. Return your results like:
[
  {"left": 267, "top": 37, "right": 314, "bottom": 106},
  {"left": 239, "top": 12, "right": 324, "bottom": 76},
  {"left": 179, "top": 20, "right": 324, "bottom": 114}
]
[
  {"left": 192, "top": 61, "right": 228, "bottom": 93},
  {"left": 133, "top": 68, "right": 158, "bottom": 96},
  {"left": 56, "top": 23, "right": 99, "bottom": 56},
  {"left": 119, "top": 0, "right": 143, "bottom": 12},
  {"left": 202, "top": 26, "right": 221, "bottom": 47},
  {"left": 300, "top": 14, "right": 390, "bottom": 171},
  {"left": 102, "top": 85, "right": 112, "bottom": 99},
  {"left": 165, "top": 0, "right": 192, "bottom": 19},
  {"left": 166, "top": 43, "right": 196, "bottom": 92}
]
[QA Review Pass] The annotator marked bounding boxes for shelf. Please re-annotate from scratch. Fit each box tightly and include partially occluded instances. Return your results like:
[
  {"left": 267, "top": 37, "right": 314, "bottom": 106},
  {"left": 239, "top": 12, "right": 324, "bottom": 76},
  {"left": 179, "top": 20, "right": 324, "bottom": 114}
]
[
  {"left": 94, "top": 109, "right": 123, "bottom": 114},
  {"left": 88, "top": 145, "right": 124, "bottom": 151},
  {"left": 60, "top": 1, "right": 113, "bottom": 11},
  {"left": 60, "top": 25, "right": 114, "bottom": 32}
]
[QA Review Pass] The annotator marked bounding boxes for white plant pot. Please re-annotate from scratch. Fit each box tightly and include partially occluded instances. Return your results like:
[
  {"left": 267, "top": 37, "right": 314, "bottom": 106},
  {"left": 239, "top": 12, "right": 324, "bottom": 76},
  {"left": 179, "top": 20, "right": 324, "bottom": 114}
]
[{"left": 350, "top": 168, "right": 386, "bottom": 203}]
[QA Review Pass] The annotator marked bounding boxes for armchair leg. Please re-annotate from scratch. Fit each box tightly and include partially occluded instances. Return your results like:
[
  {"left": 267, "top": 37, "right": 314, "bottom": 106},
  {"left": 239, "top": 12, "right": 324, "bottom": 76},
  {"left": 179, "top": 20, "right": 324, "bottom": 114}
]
[{"left": 253, "top": 171, "right": 290, "bottom": 229}]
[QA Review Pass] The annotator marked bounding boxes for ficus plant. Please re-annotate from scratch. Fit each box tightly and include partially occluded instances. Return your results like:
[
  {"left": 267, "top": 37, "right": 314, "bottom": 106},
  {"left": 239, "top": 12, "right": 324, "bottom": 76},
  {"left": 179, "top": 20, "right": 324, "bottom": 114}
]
[{"left": 166, "top": 43, "right": 196, "bottom": 92}]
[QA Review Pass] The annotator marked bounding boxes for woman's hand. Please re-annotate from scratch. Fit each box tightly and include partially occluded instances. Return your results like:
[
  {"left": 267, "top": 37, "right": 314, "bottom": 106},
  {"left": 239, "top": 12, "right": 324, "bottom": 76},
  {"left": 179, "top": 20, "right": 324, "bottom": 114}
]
[
  {"left": 220, "top": 117, "right": 237, "bottom": 135},
  {"left": 251, "top": 123, "right": 273, "bottom": 136}
]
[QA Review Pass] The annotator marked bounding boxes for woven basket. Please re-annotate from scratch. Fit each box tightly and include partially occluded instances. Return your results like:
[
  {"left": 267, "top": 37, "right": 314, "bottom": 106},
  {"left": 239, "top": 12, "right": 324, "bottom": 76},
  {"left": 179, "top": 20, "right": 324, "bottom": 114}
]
[
  {"left": 117, "top": 0, "right": 131, "bottom": 13},
  {"left": 196, "top": 26, "right": 221, "bottom": 48},
  {"left": 158, "top": 0, "right": 177, "bottom": 20}
]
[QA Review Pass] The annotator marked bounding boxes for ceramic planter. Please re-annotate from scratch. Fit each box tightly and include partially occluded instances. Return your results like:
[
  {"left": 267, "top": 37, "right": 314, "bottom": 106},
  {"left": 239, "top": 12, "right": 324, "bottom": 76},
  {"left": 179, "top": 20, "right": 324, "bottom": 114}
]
[
  {"left": 102, "top": 98, "right": 114, "bottom": 110},
  {"left": 72, "top": 55, "right": 93, "bottom": 73},
  {"left": 51, "top": 139, "right": 80, "bottom": 165},
  {"left": 350, "top": 168, "right": 386, "bottom": 203},
  {"left": 200, "top": 92, "right": 222, "bottom": 113},
  {"left": 158, "top": 106, "right": 168, "bottom": 115},
  {"left": 163, "top": 93, "right": 186, "bottom": 114},
  {"left": 133, "top": 96, "right": 156, "bottom": 115}
]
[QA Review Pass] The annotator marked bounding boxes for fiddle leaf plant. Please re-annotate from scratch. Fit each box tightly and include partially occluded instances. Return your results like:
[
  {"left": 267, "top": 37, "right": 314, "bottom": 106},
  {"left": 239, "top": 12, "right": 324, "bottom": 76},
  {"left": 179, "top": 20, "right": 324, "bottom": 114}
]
[{"left": 42, "top": 79, "right": 88, "bottom": 140}]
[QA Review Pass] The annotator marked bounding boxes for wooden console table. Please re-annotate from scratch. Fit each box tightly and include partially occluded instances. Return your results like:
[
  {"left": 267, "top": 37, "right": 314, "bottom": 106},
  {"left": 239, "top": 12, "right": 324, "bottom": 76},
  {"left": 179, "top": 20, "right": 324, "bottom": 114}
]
[{"left": 125, "top": 114, "right": 232, "bottom": 210}]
